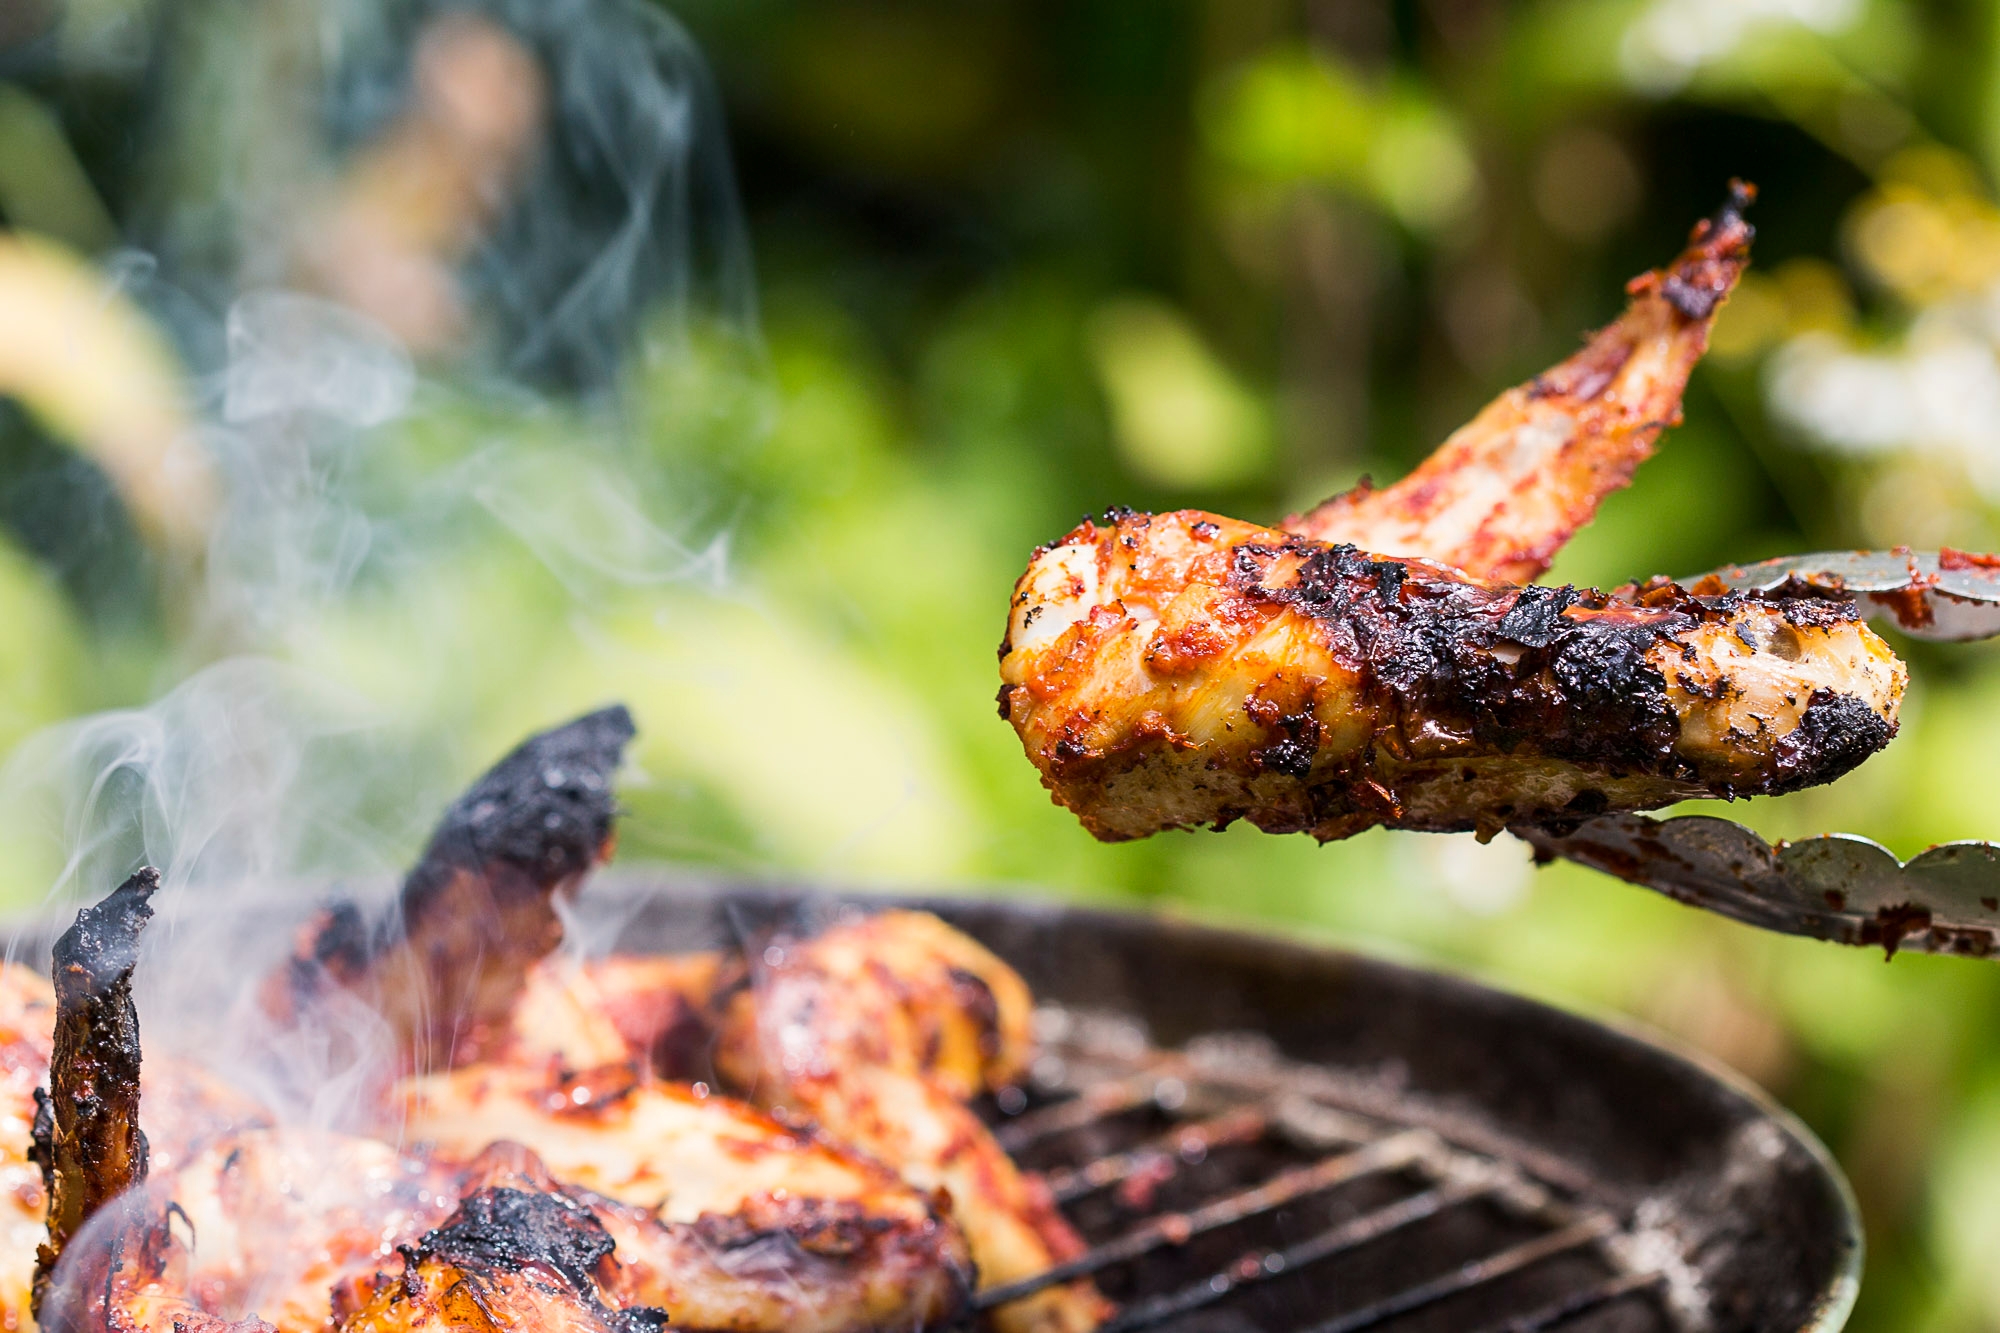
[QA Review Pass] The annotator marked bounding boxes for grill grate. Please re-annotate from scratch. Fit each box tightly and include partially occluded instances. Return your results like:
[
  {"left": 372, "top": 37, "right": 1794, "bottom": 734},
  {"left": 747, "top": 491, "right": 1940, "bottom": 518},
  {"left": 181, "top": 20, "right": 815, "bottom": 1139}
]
[{"left": 978, "top": 1007, "right": 1683, "bottom": 1333}]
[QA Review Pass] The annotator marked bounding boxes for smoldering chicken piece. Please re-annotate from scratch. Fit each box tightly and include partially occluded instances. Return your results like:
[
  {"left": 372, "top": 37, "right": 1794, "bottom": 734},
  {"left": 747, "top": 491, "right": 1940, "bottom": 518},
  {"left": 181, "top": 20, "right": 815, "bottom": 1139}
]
[
  {"left": 29, "top": 872, "right": 269, "bottom": 1333},
  {"left": 331, "top": 1147, "right": 665, "bottom": 1333},
  {"left": 267, "top": 705, "right": 636, "bottom": 1073},
  {"left": 712, "top": 913, "right": 1106, "bottom": 1333},
  {"left": 34, "top": 869, "right": 159, "bottom": 1321},
  {"left": 0, "top": 961, "right": 267, "bottom": 1333},
  {"left": 397, "top": 1066, "right": 972, "bottom": 1333},
  {"left": 150, "top": 1129, "right": 456, "bottom": 1333},
  {"left": 1000, "top": 511, "right": 1906, "bottom": 843},
  {"left": 1289, "top": 183, "right": 1756, "bottom": 583}
]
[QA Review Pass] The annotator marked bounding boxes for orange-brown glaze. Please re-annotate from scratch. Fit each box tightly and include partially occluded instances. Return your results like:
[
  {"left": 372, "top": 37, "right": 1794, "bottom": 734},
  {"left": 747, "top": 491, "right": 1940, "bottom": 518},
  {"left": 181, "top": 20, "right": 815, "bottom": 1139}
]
[
  {"left": 507, "top": 954, "right": 723, "bottom": 1077},
  {"left": 396, "top": 1064, "right": 971, "bottom": 1333},
  {"left": 712, "top": 910, "right": 1032, "bottom": 1103},
  {"left": 1289, "top": 184, "right": 1755, "bottom": 583},
  {"left": 712, "top": 914, "right": 1105, "bottom": 1333}
]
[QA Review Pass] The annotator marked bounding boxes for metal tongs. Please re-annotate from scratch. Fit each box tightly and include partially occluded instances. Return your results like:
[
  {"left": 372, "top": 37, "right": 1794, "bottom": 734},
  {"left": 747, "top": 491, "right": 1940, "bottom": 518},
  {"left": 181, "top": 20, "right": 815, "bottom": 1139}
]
[{"left": 1517, "top": 549, "right": 2000, "bottom": 957}]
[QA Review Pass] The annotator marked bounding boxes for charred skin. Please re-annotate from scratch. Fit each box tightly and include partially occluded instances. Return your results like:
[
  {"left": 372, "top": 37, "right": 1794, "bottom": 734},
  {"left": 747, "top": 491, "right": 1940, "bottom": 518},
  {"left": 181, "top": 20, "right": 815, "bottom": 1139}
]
[
  {"left": 1000, "top": 511, "right": 1905, "bottom": 843},
  {"left": 1290, "top": 183, "right": 1756, "bottom": 582},
  {"left": 34, "top": 869, "right": 159, "bottom": 1323},
  {"left": 270, "top": 706, "right": 636, "bottom": 1074},
  {"left": 332, "top": 1148, "right": 664, "bottom": 1333},
  {"left": 711, "top": 914, "right": 1105, "bottom": 1333},
  {"left": 397, "top": 1065, "right": 972, "bottom": 1333}
]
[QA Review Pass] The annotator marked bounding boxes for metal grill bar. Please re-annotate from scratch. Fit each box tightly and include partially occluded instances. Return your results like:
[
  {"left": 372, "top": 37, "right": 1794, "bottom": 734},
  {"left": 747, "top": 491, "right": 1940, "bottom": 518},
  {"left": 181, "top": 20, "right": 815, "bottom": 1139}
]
[
  {"left": 1094, "top": 1177, "right": 1491, "bottom": 1333},
  {"left": 973, "top": 1129, "right": 1431, "bottom": 1311},
  {"left": 998, "top": 1072, "right": 1166, "bottom": 1152},
  {"left": 1299, "top": 1216, "right": 1619, "bottom": 1333},
  {"left": 1044, "top": 1107, "right": 1269, "bottom": 1203},
  {"left": 1463, "top": 1270, "right": 1667, "bottom": 1333},
  {"left": 988, "top": 1011, "right": 1678, "bottom": 1333}
]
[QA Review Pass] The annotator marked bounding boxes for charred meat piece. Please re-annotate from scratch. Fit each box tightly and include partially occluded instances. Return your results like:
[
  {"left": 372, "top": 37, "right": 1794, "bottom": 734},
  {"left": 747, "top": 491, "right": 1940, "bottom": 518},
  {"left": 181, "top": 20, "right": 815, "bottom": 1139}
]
[
  {"left": 332, "top": 1149, "right": 664, "bottom": 1333},
  {"left": 0, "top": 963, "right": 271, "bottom": 1333},
  {"left": 34, "top": 868, "right": 159, "bottom": 1321},
  {"left": 396, "top": 1065, "right": 972, "bottom": 1333},
  {"left": 1289, "top": 184, "right": 1755, "bottom": 582},
  {"left": 711, "top": 909, "right": 1033, "bottom": 1103},
  {"left": 270, "top": 706, "right": 636, "bottom": 1073},
  {"left": 1000, "top": 511, "right": 1905, "bottom": 842},
  {"left": 712, "top": 913, "right": 1105, "bottom": 1333}
]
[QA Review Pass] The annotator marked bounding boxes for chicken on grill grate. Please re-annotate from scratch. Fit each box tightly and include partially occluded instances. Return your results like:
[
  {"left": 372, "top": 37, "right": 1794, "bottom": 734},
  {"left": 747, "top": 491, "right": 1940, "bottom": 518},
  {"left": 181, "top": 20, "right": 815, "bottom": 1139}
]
[{"left": 14, "top": 707, "right": 1103, "bottom": 1333}]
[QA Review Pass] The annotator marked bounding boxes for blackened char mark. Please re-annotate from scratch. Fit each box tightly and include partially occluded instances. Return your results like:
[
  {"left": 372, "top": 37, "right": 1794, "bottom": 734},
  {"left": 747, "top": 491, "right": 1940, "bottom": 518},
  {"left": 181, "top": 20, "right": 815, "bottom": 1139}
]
[
  {"left": 403, "top": 704, "right": 638, "bottom": 916},
  {"left": 34, "top": 868, "right": 159, "bottom": 1320},
  {"left": 1243, "top": 543, "right": 1688, "bottom": 774},
  {"left": 409, "top": 1187, "right": 669, "bottom": 1333},
  {"left": 1770, "top": 689, "right": 1897, "bottom": 794},
  {"left": 1497, "top": 585, "right": 1579, "bottom": 648},
  {"left": 1659, "top": 180, "right": 1756, "bottom": 322}
]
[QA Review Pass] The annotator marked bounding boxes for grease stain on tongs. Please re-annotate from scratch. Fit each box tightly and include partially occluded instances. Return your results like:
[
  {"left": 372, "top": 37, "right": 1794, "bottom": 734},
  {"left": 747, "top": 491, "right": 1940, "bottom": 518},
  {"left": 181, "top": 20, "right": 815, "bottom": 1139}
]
[
  {"left": 1523, "top": 549, "right": 2000, "bottom": 958},
  {"left": 1685, "top": 546, "right": 2000, "bottom": 642}
]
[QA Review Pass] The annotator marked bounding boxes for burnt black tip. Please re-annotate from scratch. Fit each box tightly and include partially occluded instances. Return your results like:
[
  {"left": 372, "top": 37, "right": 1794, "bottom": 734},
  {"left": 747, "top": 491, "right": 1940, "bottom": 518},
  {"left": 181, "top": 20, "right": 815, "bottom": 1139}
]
[
  {"left": 408, "top": 704, "right": 638, "bottom": 893},
  {"left": 1712, "top": 179, "right": 1757, "bottom": 240},
  {"left": 51, "top": 868, "right": 159, "bottom": 996}
]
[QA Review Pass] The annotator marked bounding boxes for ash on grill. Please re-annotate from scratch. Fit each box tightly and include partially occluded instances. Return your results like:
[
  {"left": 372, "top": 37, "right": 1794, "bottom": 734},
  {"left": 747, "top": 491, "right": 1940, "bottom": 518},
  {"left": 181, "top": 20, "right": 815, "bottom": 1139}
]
[{"left": 975, "top": 1006, "right": 1697, "bottom": 1333}]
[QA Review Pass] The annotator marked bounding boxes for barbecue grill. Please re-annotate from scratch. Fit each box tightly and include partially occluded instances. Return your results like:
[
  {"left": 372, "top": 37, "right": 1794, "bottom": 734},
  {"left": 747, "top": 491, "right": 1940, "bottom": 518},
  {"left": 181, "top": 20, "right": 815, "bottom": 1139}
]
[
  {"left": 599, "top": 877, "right": 1860, "bottom": 1333},
  {"left": 14, "top": 875, "right": 1856, "bottom": 1332}
]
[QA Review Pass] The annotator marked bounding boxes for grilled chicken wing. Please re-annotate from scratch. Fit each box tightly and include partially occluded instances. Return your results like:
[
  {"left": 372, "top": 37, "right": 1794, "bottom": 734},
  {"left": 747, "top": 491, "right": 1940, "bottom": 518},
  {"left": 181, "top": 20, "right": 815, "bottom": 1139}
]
[
  {"left": 397, "top": 1063, "right": 971, "bottom": 1333},
  {"left": 1000, "top": 511, "right": 1905, "bottom": 842},
  {"left": 267, "top": 706, "right": 636, "bottom": 1075},
  {"left": 712, "top": 914, "right": 1105, "bottom": 1333},
  {"left": 712, "top": 910, "right": 1033, "bottom": 1102},
  {"left": 1289, "top": 184, "right": 1754, "bottom": 582},
  {"left": 330, "top": 1153, "right": 663, "bottom": 1333}
]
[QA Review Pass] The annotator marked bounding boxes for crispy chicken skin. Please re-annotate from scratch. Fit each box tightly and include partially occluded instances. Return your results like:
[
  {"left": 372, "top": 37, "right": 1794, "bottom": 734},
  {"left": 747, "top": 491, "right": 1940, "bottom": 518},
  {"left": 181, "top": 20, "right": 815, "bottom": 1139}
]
[
  {"left": 712, "top": 915, "right": 1105, "bottom": 1333},
  {"left": 267, "top": 706, "right": 636, "bottom": 1075},
  {"left": 1000, "top": 511, "right": 1905, "bottom": 842},
  {"left": 506, "top": 954, "right": 723, "bottom": 1076},
  {"left": 397, "top": 1064, "right": 972, "bottom": 1333},
  {"left": 330, "top": 1148, "right": 664, "bottom": 1333},
  {"left": 1289, "top": 184, "right": 1755, "bottom": 582},
  {"left": 712, "top": 910, "right": 1033, "bottom": 1102}
]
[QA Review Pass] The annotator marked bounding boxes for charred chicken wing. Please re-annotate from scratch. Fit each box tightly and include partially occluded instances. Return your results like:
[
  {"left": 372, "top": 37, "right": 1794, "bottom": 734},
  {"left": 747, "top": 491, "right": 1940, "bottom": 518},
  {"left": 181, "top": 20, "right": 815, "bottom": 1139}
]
[
  {"left": 1002, "top": 188, "right": 1909, "bottom": 843},
  {"left": 267, "top": 706, "right": 636, "bottom": 1075},
  {"left": 1001, "top": 512, "right": 1904, "bottom": 841}
]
